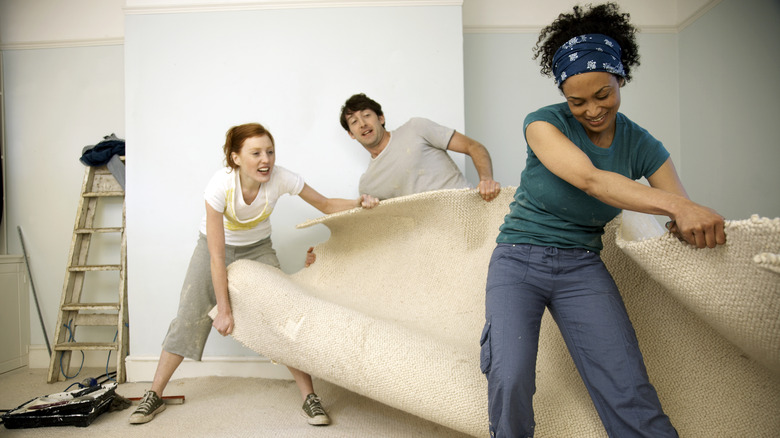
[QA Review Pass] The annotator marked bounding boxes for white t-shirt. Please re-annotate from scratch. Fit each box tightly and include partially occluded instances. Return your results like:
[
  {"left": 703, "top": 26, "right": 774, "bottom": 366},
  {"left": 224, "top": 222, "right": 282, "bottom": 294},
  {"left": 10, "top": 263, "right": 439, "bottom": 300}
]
[
  {"left": 199, "top": 165, "right": 305, "bottom": 246},
  {"left": 358, "top": 117, "right": 470, "bottom": 200}
]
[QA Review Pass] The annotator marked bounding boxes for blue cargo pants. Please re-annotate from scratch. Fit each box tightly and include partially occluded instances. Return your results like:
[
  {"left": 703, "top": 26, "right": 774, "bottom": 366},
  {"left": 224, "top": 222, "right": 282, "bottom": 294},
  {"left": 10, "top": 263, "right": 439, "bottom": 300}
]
[{"left": 481, "top": 243, "right": 678, "bottom": 438}]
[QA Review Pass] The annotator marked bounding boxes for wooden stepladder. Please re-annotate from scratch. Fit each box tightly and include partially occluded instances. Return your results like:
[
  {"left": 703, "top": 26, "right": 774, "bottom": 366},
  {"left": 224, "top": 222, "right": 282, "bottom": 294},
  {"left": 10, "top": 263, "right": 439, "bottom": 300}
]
[{"left": 47, "top": 161, "right": 128, "bottom": 383}]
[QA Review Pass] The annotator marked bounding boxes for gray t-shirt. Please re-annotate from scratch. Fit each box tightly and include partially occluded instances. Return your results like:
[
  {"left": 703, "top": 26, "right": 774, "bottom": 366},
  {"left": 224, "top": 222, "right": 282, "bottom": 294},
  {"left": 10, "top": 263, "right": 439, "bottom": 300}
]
[{"left": 358, "top": 117, "right": 470, "bottom": 200}]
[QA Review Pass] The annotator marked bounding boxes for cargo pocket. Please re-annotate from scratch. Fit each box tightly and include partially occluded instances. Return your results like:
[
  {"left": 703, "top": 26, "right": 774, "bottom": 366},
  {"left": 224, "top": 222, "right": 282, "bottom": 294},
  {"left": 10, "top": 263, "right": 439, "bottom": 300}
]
[{"left": 479, "top": 320, "right": 491, "bottom": 375}]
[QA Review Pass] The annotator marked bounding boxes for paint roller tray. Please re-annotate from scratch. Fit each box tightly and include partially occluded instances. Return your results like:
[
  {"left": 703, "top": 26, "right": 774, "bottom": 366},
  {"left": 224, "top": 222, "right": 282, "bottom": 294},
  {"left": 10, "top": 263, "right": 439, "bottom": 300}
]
[{"left": 2, "top": 383, "right": 116, "bottom": 429}]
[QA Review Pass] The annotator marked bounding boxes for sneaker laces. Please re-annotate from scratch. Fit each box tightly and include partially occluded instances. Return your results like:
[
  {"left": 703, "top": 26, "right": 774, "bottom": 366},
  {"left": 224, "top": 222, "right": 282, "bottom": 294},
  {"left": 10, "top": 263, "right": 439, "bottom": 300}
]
[
  {"left": 305, "top": 395, "right": 326, "bottom": 416},
  {"left": 137, "top": 391, "right": 158, "bottom": 412}
]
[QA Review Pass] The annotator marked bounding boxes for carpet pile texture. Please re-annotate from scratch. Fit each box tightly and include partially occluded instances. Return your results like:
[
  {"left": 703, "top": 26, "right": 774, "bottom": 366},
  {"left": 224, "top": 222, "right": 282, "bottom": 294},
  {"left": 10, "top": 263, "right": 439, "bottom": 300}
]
[{"left": 213, "top": 188, "right": 780, "bottom": 437}]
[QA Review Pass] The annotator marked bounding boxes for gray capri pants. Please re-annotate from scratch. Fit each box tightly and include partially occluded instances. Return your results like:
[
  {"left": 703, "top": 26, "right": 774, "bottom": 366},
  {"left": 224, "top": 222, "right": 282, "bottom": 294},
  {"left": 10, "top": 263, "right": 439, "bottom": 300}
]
[{"left": 161, "top": 233, "right": 280, "bottom": 361}]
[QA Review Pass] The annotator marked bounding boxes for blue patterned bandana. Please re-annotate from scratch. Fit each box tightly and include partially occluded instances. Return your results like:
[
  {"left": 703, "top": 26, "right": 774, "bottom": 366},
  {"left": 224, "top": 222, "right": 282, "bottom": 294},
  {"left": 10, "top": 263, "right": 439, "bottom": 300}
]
[{"left": 552, "top": 34, "right": 626, "bottom": 87}]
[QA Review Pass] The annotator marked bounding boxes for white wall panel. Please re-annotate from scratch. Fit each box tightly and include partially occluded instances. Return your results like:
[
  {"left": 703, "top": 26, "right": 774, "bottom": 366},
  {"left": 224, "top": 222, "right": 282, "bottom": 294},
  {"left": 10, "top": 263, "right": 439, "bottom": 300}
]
[{"left": 124, "top": 5, "right": 465, "bottom": 357}]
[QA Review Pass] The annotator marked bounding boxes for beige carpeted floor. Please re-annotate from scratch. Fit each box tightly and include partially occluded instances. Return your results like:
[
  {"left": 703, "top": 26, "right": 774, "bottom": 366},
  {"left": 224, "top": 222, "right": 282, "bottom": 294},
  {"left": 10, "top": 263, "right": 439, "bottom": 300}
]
[{"left": 0, "top": 367, "right": 470, "bottom": 437}]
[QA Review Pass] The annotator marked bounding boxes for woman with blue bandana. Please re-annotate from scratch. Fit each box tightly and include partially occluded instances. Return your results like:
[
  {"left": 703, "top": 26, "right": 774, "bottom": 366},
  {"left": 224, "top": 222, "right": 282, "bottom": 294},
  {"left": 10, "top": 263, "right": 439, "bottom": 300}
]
[{"left": 480, "top": 3, "right": 726, "bottom": 437}]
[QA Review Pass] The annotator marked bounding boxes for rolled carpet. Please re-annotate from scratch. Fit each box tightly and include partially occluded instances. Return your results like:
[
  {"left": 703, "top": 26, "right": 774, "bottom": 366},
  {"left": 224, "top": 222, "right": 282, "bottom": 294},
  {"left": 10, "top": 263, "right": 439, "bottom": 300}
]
[{"left": 212, "top": 189, "right": 780, "bottom": 437}]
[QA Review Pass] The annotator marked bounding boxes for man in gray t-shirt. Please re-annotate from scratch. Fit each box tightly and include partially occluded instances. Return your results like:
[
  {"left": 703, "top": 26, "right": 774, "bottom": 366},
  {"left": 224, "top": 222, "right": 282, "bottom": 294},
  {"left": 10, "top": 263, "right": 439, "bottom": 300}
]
[{"left": 340, "top": 93, "right": 501, "bottom": 201}]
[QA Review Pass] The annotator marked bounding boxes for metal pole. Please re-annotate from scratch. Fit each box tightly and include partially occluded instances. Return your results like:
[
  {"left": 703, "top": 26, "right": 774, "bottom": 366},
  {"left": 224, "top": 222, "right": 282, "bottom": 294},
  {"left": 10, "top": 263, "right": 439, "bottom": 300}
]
[{"left": 17, "top": 226, "right": 51, "bottom": 357}]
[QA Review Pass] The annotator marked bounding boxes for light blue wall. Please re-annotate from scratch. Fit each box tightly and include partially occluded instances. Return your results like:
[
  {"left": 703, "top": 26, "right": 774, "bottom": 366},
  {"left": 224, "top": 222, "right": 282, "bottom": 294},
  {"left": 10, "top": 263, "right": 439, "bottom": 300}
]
[
  {"left": 464, "top": 0, "right": 779, "bottom": 220},
  {"left": 679, "top": 0, "right": 780, "bottom": 219},
  {"left": 3, "top": 45, "right": 125, "bottom": 347},
  {"left": 464, "top": 32, "right": 682, "bottom": 187},
  {"left": 463, "top": 33, "right": 559, "bottom": 187}
]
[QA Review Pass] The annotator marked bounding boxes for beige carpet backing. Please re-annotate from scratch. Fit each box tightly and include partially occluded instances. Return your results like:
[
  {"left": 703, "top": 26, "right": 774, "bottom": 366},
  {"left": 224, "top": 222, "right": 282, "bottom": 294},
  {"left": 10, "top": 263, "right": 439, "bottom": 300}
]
[{"left": 215, "top": 188, "right": 780, "bottom": 437}]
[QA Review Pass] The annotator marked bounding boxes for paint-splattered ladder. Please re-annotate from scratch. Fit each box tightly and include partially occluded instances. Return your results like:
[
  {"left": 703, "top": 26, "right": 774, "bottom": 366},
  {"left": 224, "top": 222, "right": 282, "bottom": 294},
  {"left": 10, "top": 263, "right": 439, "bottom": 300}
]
[{"left": 47, "top": 161, "right": 128, "bottom": 383}]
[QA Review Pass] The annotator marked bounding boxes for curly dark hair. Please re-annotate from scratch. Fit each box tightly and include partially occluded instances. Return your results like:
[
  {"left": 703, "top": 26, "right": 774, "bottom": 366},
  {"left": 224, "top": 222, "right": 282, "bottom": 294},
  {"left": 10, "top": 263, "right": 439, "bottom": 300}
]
[{"left": 533, "top": 2, "right": 640, "bottom": 83}]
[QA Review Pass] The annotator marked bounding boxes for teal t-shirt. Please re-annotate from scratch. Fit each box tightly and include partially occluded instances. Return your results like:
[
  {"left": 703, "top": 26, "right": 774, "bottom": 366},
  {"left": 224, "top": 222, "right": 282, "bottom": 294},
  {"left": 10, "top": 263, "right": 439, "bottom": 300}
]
[{"left": 497, "top": 102, "right": 669, "bottom": 252}]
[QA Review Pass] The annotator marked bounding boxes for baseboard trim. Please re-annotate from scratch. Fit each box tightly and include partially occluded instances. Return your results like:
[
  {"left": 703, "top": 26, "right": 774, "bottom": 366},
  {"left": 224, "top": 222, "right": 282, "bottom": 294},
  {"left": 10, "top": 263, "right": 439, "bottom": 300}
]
[
  {"left": 27, "top": 345, "right": 293, "bottom": 382},
  {"left": 125, "top": 355, "right": 294, "bottom": 382}
]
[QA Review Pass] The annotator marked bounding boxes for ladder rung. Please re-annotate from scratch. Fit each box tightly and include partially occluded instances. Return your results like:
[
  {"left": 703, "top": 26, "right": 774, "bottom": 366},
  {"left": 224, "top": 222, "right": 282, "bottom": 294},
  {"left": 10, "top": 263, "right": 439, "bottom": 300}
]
[
  {"left": 83, "top": 191, "right": 124, "bottom": 197},
  {"left": 54, "top": 342, "right": 118, "bottom": 351},
  {"left": 75, "top": 227, "right": 124, "bottom": 234},
  {"left": 62, "top": 302, "right": 120, "bottom": 311},
  {"left": 69, "top": 264, "right": 121, "bottom": 272},
  {"left": 73, "top": 313, "right": 120, "bottom": 326},
  {"left": 60, "top": 303, "right": 121, "bottom": 327}
]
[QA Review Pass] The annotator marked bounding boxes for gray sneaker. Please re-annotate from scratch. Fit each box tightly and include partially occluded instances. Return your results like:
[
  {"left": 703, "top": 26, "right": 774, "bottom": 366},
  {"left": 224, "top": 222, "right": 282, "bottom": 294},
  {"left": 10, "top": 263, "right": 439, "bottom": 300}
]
[
  {"left": 302, "top": 393, "right": 330, "bottom": 426},
  {"left": 129, "top": 390, "right": 166, "bottom": 424}
]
